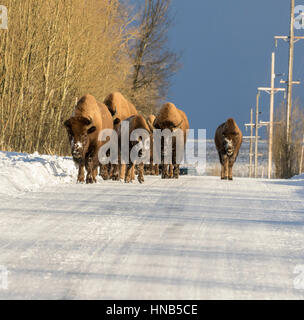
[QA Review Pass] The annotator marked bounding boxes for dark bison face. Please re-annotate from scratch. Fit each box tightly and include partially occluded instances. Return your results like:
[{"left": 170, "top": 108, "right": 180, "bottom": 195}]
[
  {"left": 222, "top": 133, "right": 236, "bottom": 156},
  {"left": 64, "top": 117, "right": 96, "bottom": 163}
]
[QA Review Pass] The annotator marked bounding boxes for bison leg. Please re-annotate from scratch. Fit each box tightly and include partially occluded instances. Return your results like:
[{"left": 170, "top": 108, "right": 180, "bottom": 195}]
[
  {"left": 137, "top": 163, "right": 145, "bottom": 184},
  {"left": 85, "top": 157, "right": 97, "bottom": 184},
  {"left": 220, "top": 153, "right": 228, "bottom": 180},
  {"left": 173, "top": 164, "right": 180, "bottom": 179},
  {"left": 131, "top": 165, "right": 136, "bottom": 181},
  {"left": 228, "top": 159, "right": 234, "bottom": 180},
  {"left": 77, "top": 165, "right": 85, "bottom": 183},
  {"left": 120, "top": 164, "right": 126, "bottom": 181},
  {"left": 92, "top": 167, "right": 98, "bottom": 183},
  {"left": 125, "top": 163, "right": 134, "bottom": 183},
  {"left": 168, "top": 164, "right": 174, "bottom": 178},
  {"left": 154, "top": 164, "right": 159, "bottom": 176},
  {"left": 100, "top": 164, "right": 109, "bottom": 180},
  {"left": 111, "top": 164, "right": 120, "bottom": 181},
  {"left": 161, "top": 164, "right": 169, "bottom": 179}
]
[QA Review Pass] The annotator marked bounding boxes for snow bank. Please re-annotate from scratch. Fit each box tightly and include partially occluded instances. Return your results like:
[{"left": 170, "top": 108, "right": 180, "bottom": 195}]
[{"left": 0, "top": 151, "right": 77, "bottom": 196}]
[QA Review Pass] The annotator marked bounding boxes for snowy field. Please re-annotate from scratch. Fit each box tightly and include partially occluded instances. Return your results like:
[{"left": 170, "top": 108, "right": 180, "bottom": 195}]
[{"left": 0, "top": 151, "right": 304, "bottom": 299}]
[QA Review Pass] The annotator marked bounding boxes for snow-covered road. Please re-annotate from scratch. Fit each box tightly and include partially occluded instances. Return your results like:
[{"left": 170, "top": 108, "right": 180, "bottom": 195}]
[{"left": 0, "top": 173, "right": 304, "bottom": 299}]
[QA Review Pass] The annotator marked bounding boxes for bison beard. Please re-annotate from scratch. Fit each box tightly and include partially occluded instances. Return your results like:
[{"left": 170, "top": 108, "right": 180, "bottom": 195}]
[{"left": 214, "top": 118, "right": 243, "bottom": 180}]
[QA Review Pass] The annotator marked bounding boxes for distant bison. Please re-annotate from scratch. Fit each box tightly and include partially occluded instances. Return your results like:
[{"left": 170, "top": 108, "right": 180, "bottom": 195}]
[
  {"left": 214, "top": 118, "right": 243, "bottom": 180},
  {"left": 153, "top": 103, "right": 189, "bottom": 179},
  {"left": 114, "top": 115, "right": 151, "bottom": 183},
  {"left": 64, "top": 94, "right": 113, "bottom": 184},
  {"left": 104, "top": 92, "right": 138, "bottom": 181}
]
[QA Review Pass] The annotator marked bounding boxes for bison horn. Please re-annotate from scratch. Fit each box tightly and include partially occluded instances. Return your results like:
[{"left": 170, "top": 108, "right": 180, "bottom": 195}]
[
  {"left": 112, "top": 109, "right": 117, "bottom": 119},
  {"left": 153, "top": 119, "right": 160, "bottom": 130},
  {"left": 86, "top": 117, "right": 93, "bottom": 125}
]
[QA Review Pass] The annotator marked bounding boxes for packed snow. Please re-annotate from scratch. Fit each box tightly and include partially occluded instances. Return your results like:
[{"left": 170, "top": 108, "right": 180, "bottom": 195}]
[
  {"left": 0, "top": 150, "right": 304, "bottom": 299},
  {"left": 0, "top": 151, "right": 76, "bottom": 196}
]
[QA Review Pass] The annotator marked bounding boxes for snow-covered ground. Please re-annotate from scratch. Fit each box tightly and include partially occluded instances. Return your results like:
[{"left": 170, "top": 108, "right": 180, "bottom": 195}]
[
  {"left": 0, "top": 152, "right": 304, "bottom": 299},
  {"left": 0, "top": 151, "right": 76, "bottom": 196}
]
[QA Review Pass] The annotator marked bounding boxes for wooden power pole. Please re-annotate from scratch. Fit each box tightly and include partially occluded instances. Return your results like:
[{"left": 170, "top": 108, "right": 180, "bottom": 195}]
[
  {"left": 244, "top": 108, "right": 255, "bottom": 177},
  {"left": 275, "top": 0, "right": 304, "bottom": 142},
  {"left": 286, "top": 0, "right": 295, "bottom": 143},
  {"left": 300, "top": 135, "right": 304, "bottom": 175},
  {"left": 258, "top": 53, "right": 285, "bottom": 179},
  {"left": 254, "top": 93, "right": 260, "bottom": 178},
  {"left": 249, "top": 108, "right": 254, "bottom": 178}
]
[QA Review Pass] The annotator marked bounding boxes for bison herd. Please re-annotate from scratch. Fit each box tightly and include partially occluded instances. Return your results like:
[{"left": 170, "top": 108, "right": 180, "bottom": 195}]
[{"left": 64, "top": 92, "right": 243, "bottom": 183}]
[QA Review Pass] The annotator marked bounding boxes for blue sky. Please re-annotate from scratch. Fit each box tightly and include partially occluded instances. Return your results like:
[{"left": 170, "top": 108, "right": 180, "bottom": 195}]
[{"left": 168, "top": 0, "right": 304, "bottom": 138}]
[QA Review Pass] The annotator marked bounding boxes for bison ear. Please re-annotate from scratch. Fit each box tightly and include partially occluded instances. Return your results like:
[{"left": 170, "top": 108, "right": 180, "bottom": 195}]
[
  {"left": 64, "top": 119, "right": 71, "bottom": 128},
  {"left": 113, "top": 118, "right": 121, "bottom": 126},
  {"left": 87, "top": 126, "right": 96, "bottom": 134},
  {"left": 153, "top": 119, "right": 159, "bottom": 129}
]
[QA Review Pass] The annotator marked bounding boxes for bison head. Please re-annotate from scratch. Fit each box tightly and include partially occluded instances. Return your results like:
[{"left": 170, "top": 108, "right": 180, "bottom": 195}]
[
  {"left": 153, "top": 119, "right": 183, "bottom": 131},
  {"left": 222, "top": 131, "right": 238, "bottom": 157},
  {"left": 64, "top": 116, "right": 96, "bottom": 163},
  {"left": 223, "top": 136, "right": 234, "bottom": 156}
]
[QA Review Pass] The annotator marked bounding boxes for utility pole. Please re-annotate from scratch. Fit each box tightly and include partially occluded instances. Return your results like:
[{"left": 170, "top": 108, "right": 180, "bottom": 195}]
[
  {"left": 275, "top": 0, "right": 304, "bottom": 142},
  {"left": 258, "top": 53, "right": 285, "bottom": 179},
  {"left": 254, "top": 93, "right": 260, "bottom": 178},
  {"left": 300, "top": 135, "right": 304, "bottom": 175},
  {"left": 249, "top": 108, "right": 254, "bottom": 178},
  {"left": 244, "top": 108, "right": 254, "bottom": 178},
  {"left": 269, "top": 52, "right": 275, "bottom": 179},
  {"left": 287, "top": 0, "right": 295, "bottom": 143}
]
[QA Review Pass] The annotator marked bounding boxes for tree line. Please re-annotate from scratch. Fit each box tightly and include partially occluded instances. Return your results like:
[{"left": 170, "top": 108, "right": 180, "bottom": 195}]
[{"left": 0, "top": 0, "right": 179, "bottom": 155}]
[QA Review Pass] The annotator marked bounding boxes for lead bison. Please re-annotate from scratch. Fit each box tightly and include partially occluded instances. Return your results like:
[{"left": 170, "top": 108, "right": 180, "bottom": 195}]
[
  {"left": 104, "top": 92, "right": 138, "bottom": 181},
  {"left": 153, "top": 103, "right": 189, "bottom": 179},
  {"left": 214, "top": 118, "right": 243, "bottom": 180},
  {"left": 64, "top": 94, "right": 113, "bottom": 184}
]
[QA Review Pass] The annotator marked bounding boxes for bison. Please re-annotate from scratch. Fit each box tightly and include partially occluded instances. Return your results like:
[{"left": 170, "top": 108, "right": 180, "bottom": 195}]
[
  {"left": 104, "top": 92, "right": 138, "bottom": 181},
  {"left": 153, "top": 103, "right": 189, "bottom": 179},
  {"left": 214, "top": 118, "right": 243, "bottom": 180},
  {"left": 64, "top": 94, "right": 113, "bottom": 184},
  {"left": 113, "top": 115, "right": 151, "bottom": 183}
]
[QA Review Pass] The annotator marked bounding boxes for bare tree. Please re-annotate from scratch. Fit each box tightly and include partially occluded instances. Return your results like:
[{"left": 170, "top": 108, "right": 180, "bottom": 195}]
[
  {"left": 273, "top": 100, "right": 304, "bottom": 178},
  {"left": 130, "top": 0, "right": 180, "bottom": 116}
]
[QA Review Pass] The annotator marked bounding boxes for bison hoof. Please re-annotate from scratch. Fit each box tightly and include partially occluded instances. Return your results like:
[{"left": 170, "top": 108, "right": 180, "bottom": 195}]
[
  {"left": 138, "top": 176, "right": 144, "bottom": 184},
  {"left": 86, "top": 176, "right": 94, "bottom": 184},
  {"left": 228, "top": 177, "right": 233, "bottom": 181}
]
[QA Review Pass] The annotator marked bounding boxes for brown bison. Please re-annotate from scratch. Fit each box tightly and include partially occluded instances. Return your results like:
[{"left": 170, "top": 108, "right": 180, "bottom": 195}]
[
  {"left": 153, "top": 103, "right": 189, "bottom": 179},
  {"left": 214, "top": 118, "right": 243, "bottom": 180},
  {"left": 64, "top": 94, "right": 113, "bottom": 184},
  {"left": 114, "top": 115, "right": 151, "bottom": 183},
  {"left": 104, "top": 92, "right": 138, "bottom": 180}
]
